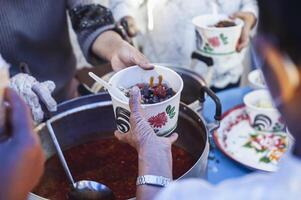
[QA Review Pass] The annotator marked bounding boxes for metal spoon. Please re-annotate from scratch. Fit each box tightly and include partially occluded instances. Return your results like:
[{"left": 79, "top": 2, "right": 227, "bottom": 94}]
[
  {"left": 46, "top": 121, "right": 115, "bottom": 200},
  {"left": 88, "top": 72, "right": 128, "bottom": 102}
]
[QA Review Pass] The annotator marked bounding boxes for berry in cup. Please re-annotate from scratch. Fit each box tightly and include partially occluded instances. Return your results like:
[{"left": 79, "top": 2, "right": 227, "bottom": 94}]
[{"left": 125, "top": 75, "right": 176, "bottom": 104}]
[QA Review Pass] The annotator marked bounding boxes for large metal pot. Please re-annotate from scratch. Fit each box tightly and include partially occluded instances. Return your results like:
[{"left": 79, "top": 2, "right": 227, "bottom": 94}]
[{"left": 29, "top": 74, "right": 221, "bottom": 200}]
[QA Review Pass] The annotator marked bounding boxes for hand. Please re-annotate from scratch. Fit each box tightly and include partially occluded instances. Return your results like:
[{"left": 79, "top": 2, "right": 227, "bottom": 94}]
[
  {"left": 110, "top": 40, "right": 154, "bottom": 72},
  {"left": 114, "top": 86, "right": 178, "bottom": 155},
  {"left": 119, "top": 16, "right": 139, "bottom": 37},
  {"left": 92, "top": 31, "right": 153, "bottom": 72},
  {"left": 231, "top": 12, "right": 257, "bottom": 52},
  {"left": 10, "top": 73, "right": 57, "bottom": 123},
  {"left": 0, "top": 88, "right": 45, "bottom": 200},
  {"left": 115, "top": 87, "right": 178, "bottom": 200}
]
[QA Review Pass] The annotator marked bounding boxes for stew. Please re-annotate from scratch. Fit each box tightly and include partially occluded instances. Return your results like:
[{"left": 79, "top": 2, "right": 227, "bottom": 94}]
[{"left": 33, "top": 137, "right": 195, "bottom": 200}]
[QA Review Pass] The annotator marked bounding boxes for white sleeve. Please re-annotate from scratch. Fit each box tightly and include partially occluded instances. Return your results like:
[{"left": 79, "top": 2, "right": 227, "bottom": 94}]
[
  {"left": 240, "top": 0, "right": 258, "bottom": 18},
  {"left": 155, "top": 172, "right": 272, "bottom": 200},
  {"left": 155, "top": 179, "right": 216, "bottom": 200},
  {"left": 109, "top": 0, "right": 138, "bottom": 21}
]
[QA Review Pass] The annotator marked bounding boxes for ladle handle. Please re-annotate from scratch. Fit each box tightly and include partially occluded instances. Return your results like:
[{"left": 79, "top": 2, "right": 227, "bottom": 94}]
[{"left": 46, "top": 121, "right": 75, "bottom": 185}]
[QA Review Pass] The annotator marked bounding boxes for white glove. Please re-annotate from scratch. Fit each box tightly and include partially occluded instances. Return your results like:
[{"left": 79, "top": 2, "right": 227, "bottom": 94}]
[{"left": 10, "top": 73, "right": 57, "bottom": 123}]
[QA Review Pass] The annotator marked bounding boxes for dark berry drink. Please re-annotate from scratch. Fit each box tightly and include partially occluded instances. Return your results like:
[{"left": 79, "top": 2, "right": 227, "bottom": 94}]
[{"left": 126, "top": 75, "right": 176, "bottom": 104}]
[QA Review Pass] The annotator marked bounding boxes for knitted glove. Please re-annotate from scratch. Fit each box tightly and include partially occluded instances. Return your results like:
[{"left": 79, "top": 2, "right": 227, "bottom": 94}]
[{"left": 10, "top": 73, "right": 57, "bottom": 123}]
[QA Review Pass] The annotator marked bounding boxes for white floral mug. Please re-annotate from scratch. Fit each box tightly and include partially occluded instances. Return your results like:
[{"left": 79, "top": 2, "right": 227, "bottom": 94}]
[{"left": 192, "top": 14, "right": 244, "bottom": 56}]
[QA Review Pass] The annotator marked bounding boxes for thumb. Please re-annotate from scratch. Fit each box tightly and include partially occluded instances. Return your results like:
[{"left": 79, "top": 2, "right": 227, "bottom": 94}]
[
  {"left": 130, "top": 50, "right": 154, "bottom": 70},
  {"left": 114, "top": 130, "right": 131, "bottom": 144},
  {"left": 167, "top": 132, "right": 179, "bottom": 144},
  {"left": 237, "top": 28, "right": 250, "bottom": 52},
  {"left": 129, "top": 86, "right": 142, "bottom": 114},
  {"left": 32, "top": 83, "right": 57, "bottom": 112},
  {"left": 42, "top": 81, "right": 56, "bottom": 93},
  {"left": 114, "top": 130, "right": 125, "bottom": 141}
]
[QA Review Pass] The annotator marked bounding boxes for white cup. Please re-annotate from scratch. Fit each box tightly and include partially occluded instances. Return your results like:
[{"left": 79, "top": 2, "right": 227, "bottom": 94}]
[
  {"left": 192, "top": 14, "right": 244, "bottom": 56},
  {"left": 109, "top": 65, "right": 184, "bottom": 136},
  {"left": 244, "top": 90, "right": 285, "bottom": 132}
]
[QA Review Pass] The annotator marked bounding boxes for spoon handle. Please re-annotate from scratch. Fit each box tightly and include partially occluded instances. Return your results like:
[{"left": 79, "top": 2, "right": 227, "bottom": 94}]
[
  {"left": 88, "top": 72, "right": 111, "bottom": 89},
  {"left": 46, "top": 121, "right": 75, "bottom": 185},
  {"left": 88, "top": 72, "right": 128, "bottom": 102}
]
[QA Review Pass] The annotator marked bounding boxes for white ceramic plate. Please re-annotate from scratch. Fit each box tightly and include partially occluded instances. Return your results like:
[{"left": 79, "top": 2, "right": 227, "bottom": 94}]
[{"left": 214, "top": 105, "right": 290, "bottom": 172}]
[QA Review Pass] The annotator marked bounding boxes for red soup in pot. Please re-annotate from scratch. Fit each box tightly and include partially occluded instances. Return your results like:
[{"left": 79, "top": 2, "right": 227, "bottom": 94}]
[{"left": 33, "top": 137, "right": 195, "bottom": 200}]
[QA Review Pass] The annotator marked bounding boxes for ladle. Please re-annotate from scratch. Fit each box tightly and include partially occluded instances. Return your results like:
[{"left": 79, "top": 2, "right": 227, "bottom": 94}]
[
  {"left": 46, "top": 121, "right": 115, "bottom": 200},
  {"left": 18, "top": 64, "right": 114, "bottom": 199}
]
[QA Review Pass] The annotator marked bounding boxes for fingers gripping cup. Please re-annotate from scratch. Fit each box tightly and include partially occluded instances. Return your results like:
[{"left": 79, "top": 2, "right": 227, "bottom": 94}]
[{"left": 109, "top": 65, "right": 184, "bottom": 136}]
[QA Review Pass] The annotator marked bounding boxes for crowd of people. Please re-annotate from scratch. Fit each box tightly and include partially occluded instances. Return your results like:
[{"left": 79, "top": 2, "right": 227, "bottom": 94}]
[{"left": 0, "top": 0, "right": 301, "bottom": 199}]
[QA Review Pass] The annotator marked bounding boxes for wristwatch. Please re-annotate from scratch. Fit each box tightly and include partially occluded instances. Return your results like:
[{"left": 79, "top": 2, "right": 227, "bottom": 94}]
[{"left": 136, "top": 175, "right": 172, "bottom": 187}]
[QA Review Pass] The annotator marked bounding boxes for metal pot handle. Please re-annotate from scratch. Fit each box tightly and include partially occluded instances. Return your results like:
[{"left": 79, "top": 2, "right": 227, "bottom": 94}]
[
  {"left": 200, "top": 86, "right": 222, "bottom": 133},
  {"left": 189, "top": 86, "right": 222, "bottom": 133}
]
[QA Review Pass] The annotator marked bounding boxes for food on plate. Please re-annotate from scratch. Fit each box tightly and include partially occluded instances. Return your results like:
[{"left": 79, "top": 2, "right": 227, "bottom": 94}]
[
  {"left": 125, "top": 75, "right": 176, "bottom": 104},
  {"left": 243, "top": 133, "right": 288, "bottom": 164},
  {"left": 255, "top": 99, "right": 274, "bottom": 109},
  {"left": 33, "top": 137, "right": 195, "bottom": 200},
  {"left": 212, "top": 20, "right": 236, "bottom": 28}
]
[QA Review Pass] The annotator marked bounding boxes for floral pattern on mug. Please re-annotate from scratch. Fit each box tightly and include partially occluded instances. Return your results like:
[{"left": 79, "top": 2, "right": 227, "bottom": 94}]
[
  {"left": 148, "top": 112, "right": 168, "bottom": 128},
  {"left": 166, "top": 105, "right": 176, "bottom": 119},
  {"left": 220, "top": 33, "right": 229, "bottom": 45},
  {"left": 208, "top": 36, "right": 221, "bottom": 47}
]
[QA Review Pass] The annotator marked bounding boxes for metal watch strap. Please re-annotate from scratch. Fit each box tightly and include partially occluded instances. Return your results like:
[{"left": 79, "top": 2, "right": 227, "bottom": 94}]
[{"left": 136, "top": 175, "right": 171, "bottom": 187}]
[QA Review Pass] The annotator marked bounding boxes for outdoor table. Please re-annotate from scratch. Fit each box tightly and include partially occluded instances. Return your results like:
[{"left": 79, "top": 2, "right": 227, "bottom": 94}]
[{"left": 202, "top": 86, "right": 254, "bottom": 184}]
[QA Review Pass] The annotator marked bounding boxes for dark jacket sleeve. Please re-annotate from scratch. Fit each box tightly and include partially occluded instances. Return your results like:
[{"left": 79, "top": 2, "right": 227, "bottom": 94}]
[{"left": 67, "top": 0, "right": 116, "bottom": 63}]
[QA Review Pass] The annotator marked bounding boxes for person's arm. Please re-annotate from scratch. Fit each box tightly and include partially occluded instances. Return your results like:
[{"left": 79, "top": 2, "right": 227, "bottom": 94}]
[
  {"left": 232, "top": 0, "right": 258, "bottom": 51},
  {"left": 67, "top": 0, "right": 152, "bottom": 71},
  {"left": 0, "top": 88, "right": 45, "bottom": 200},
  {"left": 114, "top": 87, "right": 178, "bottom": 200},
  {"left": 109, "top": 0, "right": 137, "bottom": 22}
]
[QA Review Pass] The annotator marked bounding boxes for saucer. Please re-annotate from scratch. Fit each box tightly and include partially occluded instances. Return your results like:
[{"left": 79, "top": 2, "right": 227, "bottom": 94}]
[{"left": 214, "top": 105, "right": 290, "bottom": 172}]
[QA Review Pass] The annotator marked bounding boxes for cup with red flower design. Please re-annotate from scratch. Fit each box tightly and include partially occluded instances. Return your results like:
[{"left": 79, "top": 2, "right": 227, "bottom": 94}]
[
  {"left": 192, "top": 14, "right": 244, "bottom": 56},
  {"left": 109, "top": 65, "right": 184, "bottom": 136}
]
